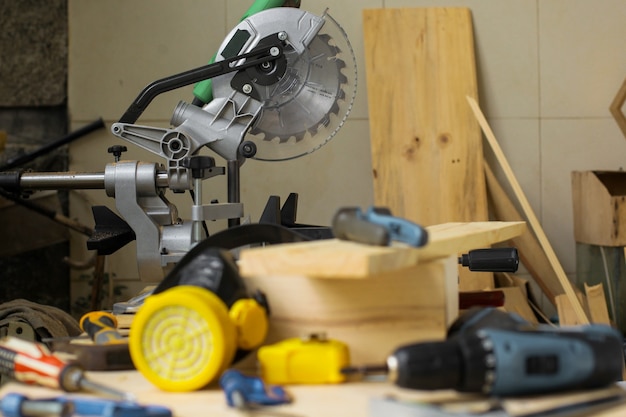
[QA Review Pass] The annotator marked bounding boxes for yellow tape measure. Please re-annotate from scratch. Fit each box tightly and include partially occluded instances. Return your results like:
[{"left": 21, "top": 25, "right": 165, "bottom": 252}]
[
  {"left": 129, "top": 285, "right": 268, "bottom": 392},
  {"left": 258, "top": 334, "right": 350, "bottom": 384}
]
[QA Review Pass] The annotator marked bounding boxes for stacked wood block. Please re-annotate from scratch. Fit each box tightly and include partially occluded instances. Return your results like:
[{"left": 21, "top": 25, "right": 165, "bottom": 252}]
[{"left": 239, "top": 222, "right": 524, "bottom": 364}]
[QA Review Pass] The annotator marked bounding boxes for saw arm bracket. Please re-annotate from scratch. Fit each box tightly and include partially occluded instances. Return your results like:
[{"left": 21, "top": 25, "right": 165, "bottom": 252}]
[{"left": 118, "top": 39, "right": 286, "bottom": 125}]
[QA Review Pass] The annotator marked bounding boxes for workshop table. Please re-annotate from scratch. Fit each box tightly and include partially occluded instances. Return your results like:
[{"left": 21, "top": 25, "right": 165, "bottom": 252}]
[
  {"left": 13, "top": 220, "right": 622, "bottom": 416},
  {"left": 2, "top": 371, "right": 626, "bottom": 416},
  {"left": 0, "top": 372, "right": 404, "bottom": 416}
]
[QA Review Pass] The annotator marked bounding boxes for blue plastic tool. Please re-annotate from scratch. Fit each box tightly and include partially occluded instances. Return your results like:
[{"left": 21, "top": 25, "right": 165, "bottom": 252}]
[
  {"left": 219, "top": 369, "right": 291, "bottom": 409},
  {"left": 332, "top": 206, "right": 429, "bottom": 247},
  {"left": 1, "top": 393, "right": 172, "bottom": 417}
]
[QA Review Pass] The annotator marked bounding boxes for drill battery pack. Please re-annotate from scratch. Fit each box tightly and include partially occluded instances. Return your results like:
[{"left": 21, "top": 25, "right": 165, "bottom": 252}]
[{"left": 257, "top": 334, "right": 350, "bottom": 384}]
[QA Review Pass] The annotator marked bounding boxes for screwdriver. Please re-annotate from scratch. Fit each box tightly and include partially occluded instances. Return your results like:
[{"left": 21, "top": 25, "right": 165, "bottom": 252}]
[
  {"left": 0, "top": 393, "right": 74, "bottom": 417},
  {"left": 75, "top": 311, "right": 134, "bottom": 371},
  {"left": 0, "top": 336, "right": 131, "bottom": 400},
  {"left": 80, "top": 311, "right": 125, "bottom": 344}
]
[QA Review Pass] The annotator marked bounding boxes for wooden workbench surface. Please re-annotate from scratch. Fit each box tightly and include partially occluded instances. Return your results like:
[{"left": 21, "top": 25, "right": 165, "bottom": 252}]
[
  {"left": 2, "top": 371, "right": 626, "bottom": 416},
  {"left": 0, "top": 371, "right": 412, "bottom": 416}
]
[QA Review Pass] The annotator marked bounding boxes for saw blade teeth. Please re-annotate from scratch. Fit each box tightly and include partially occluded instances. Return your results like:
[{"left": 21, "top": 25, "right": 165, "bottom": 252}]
[
  {"left": 221, "top": 9, "right": 358, "bottom": 160},
  {"left": 337, "top": 87, "right": 346, "bottom": 102},
  {"left": 318, "top": 33, "right": 332, "bottom": 42},
  {"left": 338, "top": 72, "right": 348, "bottom": 88}
]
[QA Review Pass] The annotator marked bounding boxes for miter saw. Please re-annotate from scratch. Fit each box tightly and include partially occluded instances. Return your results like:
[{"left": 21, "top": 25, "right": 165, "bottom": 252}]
[{"left": 0, "top": 2, "right": 357, "bottom": 283}]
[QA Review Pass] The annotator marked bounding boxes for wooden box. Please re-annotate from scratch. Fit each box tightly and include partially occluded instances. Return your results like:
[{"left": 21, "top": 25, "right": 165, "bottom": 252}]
[
  {"left": 238, "top": 221, "right": 525, "bottom": 364},
  {"left": 572, "top": 171, "right": 626, "bottom": 246}
]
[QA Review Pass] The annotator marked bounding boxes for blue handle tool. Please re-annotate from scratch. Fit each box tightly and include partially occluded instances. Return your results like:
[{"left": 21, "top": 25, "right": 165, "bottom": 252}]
[
  {"left": 1, "top": 393, "right": 172, "bottom": 417},
  {"left": 220, "top": 369, "right": 291, "bottom": 409},
  {"left": 332, "top": 207, "right": 428, "bottom": 247}
]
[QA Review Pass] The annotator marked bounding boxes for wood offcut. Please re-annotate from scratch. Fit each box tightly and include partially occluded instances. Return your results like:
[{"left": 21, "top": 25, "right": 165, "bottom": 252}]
[{"left": 467, "top": 96, "right": 590, "bottom": 324}]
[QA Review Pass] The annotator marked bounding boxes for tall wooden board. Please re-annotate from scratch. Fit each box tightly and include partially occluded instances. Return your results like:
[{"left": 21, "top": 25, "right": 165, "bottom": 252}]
[
  {"left": 485, "top": 161, "right": 562, "bottom": 304},
  {"left": 363, "top": 8, "right": 489, "bottom": 290}
]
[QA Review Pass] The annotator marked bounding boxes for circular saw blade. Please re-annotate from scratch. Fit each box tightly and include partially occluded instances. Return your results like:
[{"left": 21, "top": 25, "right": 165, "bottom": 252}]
[{"left": 214, "top": 9, "right": 357, "bottom": 162}]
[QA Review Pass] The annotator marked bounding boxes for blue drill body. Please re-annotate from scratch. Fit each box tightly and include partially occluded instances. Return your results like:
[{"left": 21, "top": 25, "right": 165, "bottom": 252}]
[
  {"left": 389, "top": 308, "right": 624, "bottom": 396},
  {"left": 477, "top": 325, "right": 619, "bottom": 395}
]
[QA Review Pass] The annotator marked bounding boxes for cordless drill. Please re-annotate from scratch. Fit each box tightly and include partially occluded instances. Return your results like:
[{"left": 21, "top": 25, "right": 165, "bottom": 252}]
[{"left": 343, "top": 307, "right": 624, "bottom": 396}]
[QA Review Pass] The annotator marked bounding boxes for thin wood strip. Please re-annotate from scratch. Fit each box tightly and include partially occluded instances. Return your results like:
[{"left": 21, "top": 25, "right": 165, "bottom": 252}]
[
  {"left": 484, "top": 161, "right": 561, "bottom": 304},
  {"left": 467, "top": 96, "right": 589, "bottom": 324},
  {"left": 609, "top": 76, "right": 626, "bottom": 139}
]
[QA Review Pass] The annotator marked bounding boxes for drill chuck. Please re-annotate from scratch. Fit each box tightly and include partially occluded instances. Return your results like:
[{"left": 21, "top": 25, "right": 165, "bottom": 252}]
[{"left": 388, "top": 342, "right": 463, "bottom": 391}]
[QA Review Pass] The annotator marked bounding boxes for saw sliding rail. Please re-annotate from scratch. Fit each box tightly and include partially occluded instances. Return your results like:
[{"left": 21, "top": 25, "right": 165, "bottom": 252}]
[
  {"left": 0, "top": 161, "right": 242, "bottom": 283},
  {"left": 4, "top": 171, "right": 169, "bottom": 190}
]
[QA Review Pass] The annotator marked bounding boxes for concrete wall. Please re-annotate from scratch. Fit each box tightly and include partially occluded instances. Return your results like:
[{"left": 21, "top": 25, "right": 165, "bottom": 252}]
[
  {"left": 0, "top": 0, "right": 71, "bottom": 311},
  {"left": 67, "top": 1, "right": 626, "bottom": 315}
]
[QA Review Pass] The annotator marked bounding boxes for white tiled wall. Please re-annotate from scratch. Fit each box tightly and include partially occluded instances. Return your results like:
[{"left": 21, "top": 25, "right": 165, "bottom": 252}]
[{"left": 67, "top": 1, "right": 626, "bottom": 315}]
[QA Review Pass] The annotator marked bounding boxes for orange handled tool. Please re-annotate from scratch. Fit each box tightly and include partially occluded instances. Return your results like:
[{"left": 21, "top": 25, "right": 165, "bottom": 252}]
[
  {"left": 73, "top": 311, "right": 134, "bottom": 371},
  {"left": 80, "top": 311, "right": 125, "bottom": 344}
]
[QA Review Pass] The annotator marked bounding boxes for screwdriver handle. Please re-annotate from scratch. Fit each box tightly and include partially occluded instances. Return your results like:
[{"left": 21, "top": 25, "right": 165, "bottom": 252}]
[
  {"left": 332, "top": 207, "right": 390, "bottom": 246},
  {"left": 1, "top": 393, "right": 72, "bottom": 417},
  {"left": 332, "top": 207, "right": 429, "bottom": 247},
  {"left": 364, "top": 207, "right": 429, "bottom": 247},
  {"left": 0, "top": 337, "right": 131, "bottom": 399},
  {"left": 80, "top": 311, "right": 125, "bottom": 345},
  {"left": 0, "top": 337, "right": 67, "bottom": 390}
]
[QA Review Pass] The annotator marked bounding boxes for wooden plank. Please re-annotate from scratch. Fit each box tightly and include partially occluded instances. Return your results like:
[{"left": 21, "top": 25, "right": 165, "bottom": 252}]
[
  {"left": 496, "top": 272, "right": 552, "bottom": 322},
  {"left": 363, "top": 7, "right": 487, "bottom": 225},
  {"left": 485, "top": 161, "right": 562, "bottom": 304},
  {"left": 572, "top": 170, "right": 626, "bottom": 246},
  {"left": 243, "top": 256, "right": 459, "bottom": 364},
  {"left": 363, "top": 8, "right": 487, "bottom": 225},
  {"left": 585, "top": 282, "right": 612, "bottom": 325},
  {"left": 363, "top": 7, "right": 490, "bottom": 292},
  {"left": 423, "top": 222, "right": 526, "bottom": 262},
  {"left": 239, "top": 221, "right": 525, "bottom": 278},
  {"left": 555, "top": 294, "right": 585, "bottom": 326},
  {"left": 610, "top": 76, "right": 626, "bottom": 140},
  {"left": 467, "top": 96, "right": 590, "bottom": 325},
  {"left": 499, "top": 286, "right": 538, "bottom": 324},
  {"left": 495, "top": 273, "right": 538, "bottom": 324},
  {"left": 501, "top": 385, "right": 626, "bottom": 416},
  {"left": 572, "top": 171, "right": 614, "bottom": 246}
]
